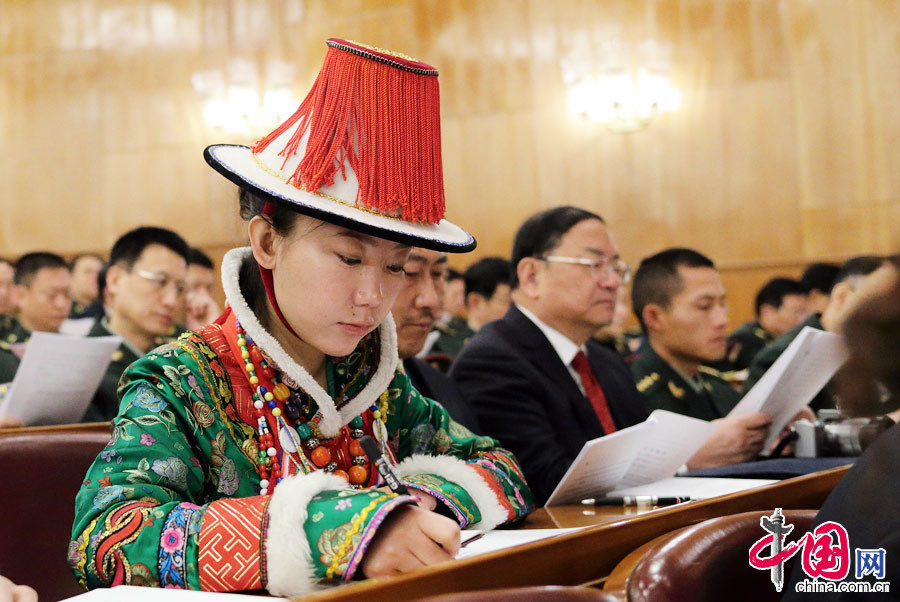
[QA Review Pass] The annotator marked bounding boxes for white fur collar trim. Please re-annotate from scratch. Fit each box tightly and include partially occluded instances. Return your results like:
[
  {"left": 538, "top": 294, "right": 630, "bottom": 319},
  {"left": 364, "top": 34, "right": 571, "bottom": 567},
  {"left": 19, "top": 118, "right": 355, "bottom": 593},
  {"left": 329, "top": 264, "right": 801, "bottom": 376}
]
[{"left": 221, "top": 247, "right": 399, "bottom": 437}]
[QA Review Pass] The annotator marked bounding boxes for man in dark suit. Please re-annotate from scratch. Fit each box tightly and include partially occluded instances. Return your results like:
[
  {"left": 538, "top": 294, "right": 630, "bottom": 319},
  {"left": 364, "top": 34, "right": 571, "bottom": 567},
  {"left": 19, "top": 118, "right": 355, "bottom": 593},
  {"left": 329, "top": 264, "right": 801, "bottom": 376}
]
[
  {"left": 451, "top": 206, "right": 648, "bottom": 505},
  {"left": 392, "top": 247, "right": 481, "bottom": 432}
]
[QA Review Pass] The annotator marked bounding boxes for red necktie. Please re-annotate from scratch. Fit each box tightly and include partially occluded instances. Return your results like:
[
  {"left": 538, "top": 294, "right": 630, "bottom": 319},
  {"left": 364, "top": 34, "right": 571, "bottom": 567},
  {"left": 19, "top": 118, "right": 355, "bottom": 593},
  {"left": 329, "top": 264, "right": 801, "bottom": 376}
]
[{"left": 571, "top": 350, "right": 617, "bottom": 434}]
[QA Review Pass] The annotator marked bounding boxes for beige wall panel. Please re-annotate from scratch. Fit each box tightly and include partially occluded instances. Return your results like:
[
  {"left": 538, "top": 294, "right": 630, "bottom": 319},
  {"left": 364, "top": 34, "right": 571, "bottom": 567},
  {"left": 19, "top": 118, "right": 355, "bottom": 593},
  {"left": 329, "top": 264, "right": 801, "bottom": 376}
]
[{"left": 0, "top": 0, "right": 897, "bottom": 330}]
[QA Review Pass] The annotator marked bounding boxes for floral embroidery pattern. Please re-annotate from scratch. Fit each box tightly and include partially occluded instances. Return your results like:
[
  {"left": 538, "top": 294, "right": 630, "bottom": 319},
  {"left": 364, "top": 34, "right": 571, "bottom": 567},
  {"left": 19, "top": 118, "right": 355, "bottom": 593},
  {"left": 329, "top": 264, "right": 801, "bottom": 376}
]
[
  {"left": 131, "top": 384, "right": 168, "bottom": 413},
  {"left": 158, "top": 503, "right": 201, "bottom": 589},
  {"left": 140, "top": 433, "right": 156, "bottom": 446},
  {"left": 151, "top": 457, "right": 189, "bottom": 490}
]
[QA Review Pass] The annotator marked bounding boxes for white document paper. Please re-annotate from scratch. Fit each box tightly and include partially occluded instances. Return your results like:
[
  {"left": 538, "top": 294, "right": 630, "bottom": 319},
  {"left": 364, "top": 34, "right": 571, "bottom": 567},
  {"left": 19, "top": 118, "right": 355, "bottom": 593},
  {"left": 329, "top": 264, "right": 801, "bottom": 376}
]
[
  {"left": 729, "top": 326, "right": 848, "bottom": 448},
  {"left": 61, "top": 585, "right": 282, "bottom": 600},
  {"left": 607, "top": 476, "right": 777, "bottom": 499},
  {"left": 0, "top": 332, "right": 122, "bottom": 425},
  {"left": 545, "top": 410, "right": 718, "bottom": 506},
  {"left": 456, "top": 528, "right": 585, "bottom": 560}
]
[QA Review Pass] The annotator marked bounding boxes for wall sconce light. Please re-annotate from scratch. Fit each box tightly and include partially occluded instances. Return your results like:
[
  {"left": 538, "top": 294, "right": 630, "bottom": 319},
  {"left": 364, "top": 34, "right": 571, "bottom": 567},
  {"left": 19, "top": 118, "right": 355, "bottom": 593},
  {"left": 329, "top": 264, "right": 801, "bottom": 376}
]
[
  {"left": 562, "top": 39, "right": 681, "bottom": 133},
  {"left": 192, "top": 59, "right": 297, "bottom": 136}
]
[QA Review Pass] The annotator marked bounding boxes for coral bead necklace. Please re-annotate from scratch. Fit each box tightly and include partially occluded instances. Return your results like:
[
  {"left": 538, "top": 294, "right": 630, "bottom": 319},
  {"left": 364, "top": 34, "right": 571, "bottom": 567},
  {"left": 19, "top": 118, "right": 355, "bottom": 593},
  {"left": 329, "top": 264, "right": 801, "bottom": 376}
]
[{"left": 235, "top": 319, "right": 372, "bottom": 495}]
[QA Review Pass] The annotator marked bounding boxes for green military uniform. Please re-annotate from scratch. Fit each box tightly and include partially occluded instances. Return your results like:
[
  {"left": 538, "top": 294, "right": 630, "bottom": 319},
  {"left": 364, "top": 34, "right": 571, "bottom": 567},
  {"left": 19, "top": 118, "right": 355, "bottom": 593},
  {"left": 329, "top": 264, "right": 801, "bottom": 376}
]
[
  {"left": 0, "top": 341, "right": 21, "bottom": 384},
  {"left": 724, "top": 320, "right": 772, "bottom": 372},
  {"left": 431, "top": 315, "right": 475, "bottom": 361},
  {"left": 82, "top": 318, "right": 141, "bottom": 423},
  {"left": 743, "top": 313, "right": 835, "bottom": 411},
  {"left": 0, "top": 314, "right": 30, "bottom": 345},
  {"left": 631, "top": 344, "right": 741, "bottom": 421},
  {"left": 69, "top": 300, "right": 103, "bottom": 320}
]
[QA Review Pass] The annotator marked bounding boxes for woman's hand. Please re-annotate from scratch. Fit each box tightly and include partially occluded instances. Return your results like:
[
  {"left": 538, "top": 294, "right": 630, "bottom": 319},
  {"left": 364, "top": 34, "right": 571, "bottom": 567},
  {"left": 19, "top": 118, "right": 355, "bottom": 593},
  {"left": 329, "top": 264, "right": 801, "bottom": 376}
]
[
  {"left": 0, "top": 576, "right": 38, "bottom": 602},
  {"left": 360, "top": 504, "right": 460, "bottom": 578}
]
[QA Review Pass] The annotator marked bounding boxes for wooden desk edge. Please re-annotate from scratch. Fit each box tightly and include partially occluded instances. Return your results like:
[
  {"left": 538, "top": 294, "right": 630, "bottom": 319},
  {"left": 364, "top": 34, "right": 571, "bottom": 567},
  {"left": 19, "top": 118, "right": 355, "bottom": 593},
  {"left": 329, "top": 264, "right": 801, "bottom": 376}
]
[{"left": 297, "top": 466, "right": 849, "bottom": 602}]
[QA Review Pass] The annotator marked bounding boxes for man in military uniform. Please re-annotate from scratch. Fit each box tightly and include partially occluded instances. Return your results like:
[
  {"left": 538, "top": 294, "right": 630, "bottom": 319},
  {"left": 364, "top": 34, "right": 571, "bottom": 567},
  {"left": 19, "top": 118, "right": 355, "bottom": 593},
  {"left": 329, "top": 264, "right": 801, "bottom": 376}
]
[
  {"left": 68, "top": 254, "right": 105, "bottom": 319},
  {"left": 630, "top": 248, "right": 778, "bottom": 467},
  {"left": 724, "top": 277, "right": 808, "bottom": 372},
  {"left": 744, "top": 256, "right": 890, "bottom": 411},
  {"left": 83, "top": 227, "right": 190, "bottom": 422},
  {"left": 432, "top": 257, "right": 512, "bottom": 362},
  {"left": 0, "top": 252, "right": 72, "bottom": 344}
]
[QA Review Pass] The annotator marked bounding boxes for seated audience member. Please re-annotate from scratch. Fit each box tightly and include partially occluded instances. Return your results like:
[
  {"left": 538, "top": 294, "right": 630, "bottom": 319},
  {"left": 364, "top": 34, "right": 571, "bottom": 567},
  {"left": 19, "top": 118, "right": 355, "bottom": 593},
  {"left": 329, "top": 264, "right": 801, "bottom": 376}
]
[
  {"left": 630, "top": 248, "right": 785, "bottom": 466},
  {"left": 799, "top": 261, "right": 840, "bottom": 314},
  {"left": 0, "top": 575, "right": 37, "bottom": 601},
  {"left": 433, "top": 257, "right": 512, "bottom": 360},
  {"left": 83, "top": 227, "right": 190, "bottom": 422},
  {"left": 743, "top": 255, "right": 888, "bottom": 410},
  {"left": 440, "top": 267, "right": 466, "bottom": 325},
  {"left": 0, "top": 257, "right": 17, "bottom": 342},
  {"left": 592, "top": 285, "right": 643, "bottom": 363},
  {"left": 68, "top": 253, "right": 105, "bottom": 319},
  {"left": 0, "top": 252, "right": 72, "bottom": 343},
  {"left": 0, "top": 257, "right": 16, "bottom": 316},
  {"left": 451, "top": 206, "right": 649, "bottom": 504},
  {"left": 783, "top": 256, "right": 900, "bottom": 599},
  {"left": 183, "top": 247, "right": 222, "bottom": 331},
  {"left": 393, "top": 247, "right": 481, "bottom": 431},
  {"left": 724, "top": 276, "right": 809, "bottom": 371}
]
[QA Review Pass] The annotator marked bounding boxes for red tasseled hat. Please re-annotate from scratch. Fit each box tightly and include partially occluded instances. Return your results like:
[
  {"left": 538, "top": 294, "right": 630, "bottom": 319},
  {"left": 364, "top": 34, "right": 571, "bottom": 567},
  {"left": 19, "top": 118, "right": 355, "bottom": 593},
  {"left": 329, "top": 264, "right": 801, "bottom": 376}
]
[{"left": 205, "top": 38, "right": 475, "bottom": 253}]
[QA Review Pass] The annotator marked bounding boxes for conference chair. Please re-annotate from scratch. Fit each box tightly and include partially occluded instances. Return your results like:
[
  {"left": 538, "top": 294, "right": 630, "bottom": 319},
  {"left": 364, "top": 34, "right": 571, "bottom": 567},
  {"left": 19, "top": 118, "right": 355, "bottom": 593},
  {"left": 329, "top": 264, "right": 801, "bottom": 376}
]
[
  {"left": 605, "top": 509, "right": 817, "bottom": 602},
  {"left": 0, "top": 427, "right": 112, "bottom": 601}
]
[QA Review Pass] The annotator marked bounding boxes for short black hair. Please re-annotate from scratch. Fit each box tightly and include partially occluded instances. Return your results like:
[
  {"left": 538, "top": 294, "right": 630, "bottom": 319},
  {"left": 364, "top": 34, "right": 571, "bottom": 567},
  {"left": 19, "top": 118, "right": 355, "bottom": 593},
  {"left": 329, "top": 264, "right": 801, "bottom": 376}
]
[
  {"left": 14, "top": 252, "right": 69, "bottom": 287},
  {"left": 754, "top": 277, "right": 808, "bottom": 316},
  {"left": 800, "top": 262, "right": 840, "bottom": 295},
  {"left": 631, "top": 248, "right": 715, "bottom": 331},
  {"left": 446, "top": 268, "right": 463, "bottom": 282},
  {"left": 510, "top": 206, "right": 604, "bottom": 289},
  {"left": 187, "top": 247, "right": 214, "bottom": 270},
  {"left": 464, "top": 257, "right": 512, "bottom": 300},
  {"left": 834, "top": 256, "right": 885, "bottom": 286},
  {"left": 109, "top": 227, "right": 190, "bottom": 269}
]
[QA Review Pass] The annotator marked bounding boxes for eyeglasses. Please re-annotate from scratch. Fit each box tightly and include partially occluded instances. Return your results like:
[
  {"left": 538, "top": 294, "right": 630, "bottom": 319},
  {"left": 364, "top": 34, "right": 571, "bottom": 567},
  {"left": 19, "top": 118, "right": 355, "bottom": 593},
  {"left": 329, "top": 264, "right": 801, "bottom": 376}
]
[
  {"left": 540, "top": 255, "right": 631, "bottom": 283},
  {"left": 133, "top": 269, "right": 188, "bottom": 298}
]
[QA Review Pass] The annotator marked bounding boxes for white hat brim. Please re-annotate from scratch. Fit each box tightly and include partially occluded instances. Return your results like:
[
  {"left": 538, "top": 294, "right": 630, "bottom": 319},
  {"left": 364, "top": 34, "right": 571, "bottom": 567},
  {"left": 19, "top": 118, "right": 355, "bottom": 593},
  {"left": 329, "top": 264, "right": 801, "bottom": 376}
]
[{"left": 204, "top": 144, "right": 476, "bottom": 253}]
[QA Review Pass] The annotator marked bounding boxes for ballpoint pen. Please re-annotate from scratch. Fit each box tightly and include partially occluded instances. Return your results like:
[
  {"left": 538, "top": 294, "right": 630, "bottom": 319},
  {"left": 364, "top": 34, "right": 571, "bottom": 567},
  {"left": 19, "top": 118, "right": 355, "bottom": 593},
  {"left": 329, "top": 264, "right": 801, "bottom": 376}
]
[{"left": 581, "top": 495, "right": 695, "bottom": 506}]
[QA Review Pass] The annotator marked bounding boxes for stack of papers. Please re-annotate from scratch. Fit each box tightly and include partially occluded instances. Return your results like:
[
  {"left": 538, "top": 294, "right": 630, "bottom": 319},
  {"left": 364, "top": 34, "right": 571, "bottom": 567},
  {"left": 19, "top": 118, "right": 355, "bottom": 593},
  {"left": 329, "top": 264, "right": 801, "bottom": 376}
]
[{"left": 0, "top": 331, "right": 121, "bottom": 425}]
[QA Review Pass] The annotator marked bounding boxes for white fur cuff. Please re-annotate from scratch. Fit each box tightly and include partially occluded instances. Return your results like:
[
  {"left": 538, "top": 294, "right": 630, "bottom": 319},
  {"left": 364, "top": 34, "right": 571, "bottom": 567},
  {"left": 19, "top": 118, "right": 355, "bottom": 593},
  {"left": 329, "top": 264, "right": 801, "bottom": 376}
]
[
  {"left": 265, "top": 472, "right": 349, "bottom": 597},
  {"left": 397, "top": 454, "right": 508, "bottom": 530}
]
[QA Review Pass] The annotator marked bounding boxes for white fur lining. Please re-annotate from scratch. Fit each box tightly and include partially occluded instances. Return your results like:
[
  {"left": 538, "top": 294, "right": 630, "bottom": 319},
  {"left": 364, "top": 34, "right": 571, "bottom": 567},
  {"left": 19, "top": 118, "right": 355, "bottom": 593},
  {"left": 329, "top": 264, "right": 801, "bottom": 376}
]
[
  {"left": 221, "top": 246, "right": 399, "bottom": 437},
  {"left": 264, "top": 471, "right": 349, "bottom": 596},
  {"left": 397, "top": 454, "right": 508, "bottom": 530}
]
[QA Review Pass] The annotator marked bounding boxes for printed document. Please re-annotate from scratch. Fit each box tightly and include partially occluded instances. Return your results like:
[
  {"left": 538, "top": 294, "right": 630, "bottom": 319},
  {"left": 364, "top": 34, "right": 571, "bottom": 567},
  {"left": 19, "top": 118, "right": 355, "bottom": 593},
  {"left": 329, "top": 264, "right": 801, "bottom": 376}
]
[
  {"left": 545, "top": 410, "right": 717, "bottom": 506},
  {"left": 0, "top": 332, "right": 121, "bottom": 425},
  {"left": 729, "top": 326, "right": 848, "bottom": 448}
]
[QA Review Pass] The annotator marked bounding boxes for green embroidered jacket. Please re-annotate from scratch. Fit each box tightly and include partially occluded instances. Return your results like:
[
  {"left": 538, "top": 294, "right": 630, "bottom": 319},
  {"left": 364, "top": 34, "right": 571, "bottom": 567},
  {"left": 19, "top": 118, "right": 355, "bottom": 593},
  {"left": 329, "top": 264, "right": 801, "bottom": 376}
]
[{"left": 70, "top": 312, "right": 533, "bottom": 597}]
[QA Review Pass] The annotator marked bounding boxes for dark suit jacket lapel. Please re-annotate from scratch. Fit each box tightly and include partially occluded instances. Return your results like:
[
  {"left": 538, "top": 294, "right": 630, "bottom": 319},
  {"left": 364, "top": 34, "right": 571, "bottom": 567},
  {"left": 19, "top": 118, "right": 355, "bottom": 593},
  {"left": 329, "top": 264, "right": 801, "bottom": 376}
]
[{"left": 500, "top": 306, "right": 605, "bottom": 437}]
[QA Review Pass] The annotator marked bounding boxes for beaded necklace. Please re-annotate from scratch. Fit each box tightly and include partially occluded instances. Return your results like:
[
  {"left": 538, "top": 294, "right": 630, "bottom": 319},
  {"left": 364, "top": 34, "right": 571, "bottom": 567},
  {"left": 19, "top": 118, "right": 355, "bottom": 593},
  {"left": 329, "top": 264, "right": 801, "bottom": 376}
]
[{"left": 235, "top": 319, "right": 375, "bottom": 495}]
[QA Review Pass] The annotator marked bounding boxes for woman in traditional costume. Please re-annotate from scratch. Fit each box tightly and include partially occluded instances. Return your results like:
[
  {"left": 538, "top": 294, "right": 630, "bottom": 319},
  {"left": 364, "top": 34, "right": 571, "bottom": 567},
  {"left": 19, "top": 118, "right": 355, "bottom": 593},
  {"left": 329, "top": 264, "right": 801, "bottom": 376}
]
[{"left": 69, "top": 39, "right": 533, "bottom": 597}]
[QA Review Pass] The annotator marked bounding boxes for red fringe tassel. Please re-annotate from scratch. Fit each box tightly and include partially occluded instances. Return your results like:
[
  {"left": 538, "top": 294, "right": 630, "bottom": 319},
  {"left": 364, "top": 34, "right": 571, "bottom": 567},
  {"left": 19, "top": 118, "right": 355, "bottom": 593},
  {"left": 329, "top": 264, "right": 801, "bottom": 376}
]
[{"left": 253, "top": 45, "right": 445, "bottom": 224}]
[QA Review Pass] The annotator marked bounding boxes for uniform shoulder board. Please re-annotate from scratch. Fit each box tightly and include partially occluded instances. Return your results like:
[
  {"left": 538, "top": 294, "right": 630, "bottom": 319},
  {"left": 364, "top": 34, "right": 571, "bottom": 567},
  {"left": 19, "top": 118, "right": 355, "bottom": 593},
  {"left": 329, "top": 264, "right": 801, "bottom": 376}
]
[
  {"left": 667, "top": 380, "right": 685, "bottom": 399},
  {"left": 636, "top": 372, "right": 659, "bottom": 393}
]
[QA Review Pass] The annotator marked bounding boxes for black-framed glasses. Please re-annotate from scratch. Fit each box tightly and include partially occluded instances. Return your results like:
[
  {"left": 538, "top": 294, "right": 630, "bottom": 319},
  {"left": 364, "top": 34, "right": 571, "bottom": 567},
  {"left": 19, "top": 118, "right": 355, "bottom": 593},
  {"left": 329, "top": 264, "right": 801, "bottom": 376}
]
[
  {"left": 133, "top": 269, "right": 188, "bottom": 298},
  {"left": 540, "top": 255, "right": 631, "bottom": 283}
]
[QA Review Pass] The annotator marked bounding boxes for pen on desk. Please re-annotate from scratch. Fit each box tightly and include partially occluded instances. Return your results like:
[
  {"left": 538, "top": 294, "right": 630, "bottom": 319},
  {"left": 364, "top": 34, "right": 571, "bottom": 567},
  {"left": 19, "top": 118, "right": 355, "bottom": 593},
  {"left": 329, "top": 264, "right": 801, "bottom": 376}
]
[
  {"left": 460, "top": 532, "right": 484, "bottom": 548},
  {"left": 359, "top": 435, "right": 409, "bottom": 495},
  {"left": 581, "top": 495, "right": 695, "bottom": 507}
]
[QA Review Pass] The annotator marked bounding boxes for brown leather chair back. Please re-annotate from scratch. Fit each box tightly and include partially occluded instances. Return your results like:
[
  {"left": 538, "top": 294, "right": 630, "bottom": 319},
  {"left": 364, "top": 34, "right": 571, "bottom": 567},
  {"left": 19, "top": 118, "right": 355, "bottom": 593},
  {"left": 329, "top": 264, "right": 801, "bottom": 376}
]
[
  {"left": 418, "top": 586, "right": 623, "bottom": 602},
  {"left": 0, "top": 428, "right": 112, "bottom": 601},
  {"left": 626, "top": 509, "right": 817, "bottom": 602}
]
